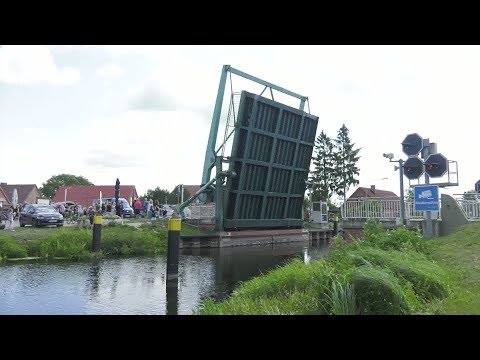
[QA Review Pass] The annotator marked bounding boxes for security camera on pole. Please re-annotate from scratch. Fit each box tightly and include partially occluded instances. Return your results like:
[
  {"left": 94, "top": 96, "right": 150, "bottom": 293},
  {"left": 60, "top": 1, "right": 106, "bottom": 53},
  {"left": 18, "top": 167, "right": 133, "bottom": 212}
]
[{"left": 383, "top": 152, "right": 406, "bottom": 226}]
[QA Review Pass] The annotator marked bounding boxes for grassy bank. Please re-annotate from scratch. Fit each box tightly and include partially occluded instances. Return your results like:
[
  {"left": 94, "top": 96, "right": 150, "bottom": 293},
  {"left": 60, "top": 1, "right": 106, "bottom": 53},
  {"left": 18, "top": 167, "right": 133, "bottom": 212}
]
[
  {"left": 198, "top": 219, "right": 466, "bottom": 315},
  {"left": 0, "top": 225, "right": 168, "bottom": 261},
  {"left": 427, "top": 222, "right": 480, "bottom": 314},
  {"left": 0, "top": 220, "right": 213, "bottom": 261}
]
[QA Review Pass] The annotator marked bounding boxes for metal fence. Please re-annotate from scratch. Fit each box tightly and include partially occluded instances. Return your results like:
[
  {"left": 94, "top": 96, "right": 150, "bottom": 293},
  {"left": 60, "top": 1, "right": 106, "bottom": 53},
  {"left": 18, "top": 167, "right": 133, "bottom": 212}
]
[
  {"left": 188, "top": 204, "right": 215, "bottom": 219},
  {"left": 341, "top": 197, "right": 440, "bottom": 220},
  {"left": 455, "top": 199, "right": 480, "bottom": 220}
]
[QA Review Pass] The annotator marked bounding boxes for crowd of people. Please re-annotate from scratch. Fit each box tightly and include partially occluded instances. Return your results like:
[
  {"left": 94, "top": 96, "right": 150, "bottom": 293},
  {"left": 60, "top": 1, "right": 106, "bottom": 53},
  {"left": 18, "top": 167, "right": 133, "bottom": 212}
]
[
  {"left": 132, "top": 198, "right": 169, "bottom": 221},
  {"left": 1, "top": 197, "right": 175, "bottom": 231}
]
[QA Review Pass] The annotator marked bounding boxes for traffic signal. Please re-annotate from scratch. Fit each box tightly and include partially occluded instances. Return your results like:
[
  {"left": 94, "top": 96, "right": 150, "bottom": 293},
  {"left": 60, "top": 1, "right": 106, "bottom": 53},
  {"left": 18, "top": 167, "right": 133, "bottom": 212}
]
[
  {"left": 403, "top": 156, "right": 424, "bottom": 180},
  {"left": 401, "top": 133, "right": 423, "bottom": 156},
  {"left": 424, "top": 153, "right": 448, "bottom": 178},
  {"left": 476, "top": 180, "right": 480, "bottom": 193}
]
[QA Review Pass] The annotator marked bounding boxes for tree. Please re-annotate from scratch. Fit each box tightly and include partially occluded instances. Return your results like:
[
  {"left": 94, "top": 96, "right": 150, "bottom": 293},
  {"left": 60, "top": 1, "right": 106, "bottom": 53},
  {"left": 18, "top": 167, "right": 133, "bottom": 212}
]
[
  {"left": 463, "top": 190, "right": 479, "bottom": 201},
  {"left": 40, "top": 174, "right": 93, "bottom": 199},
  {"left": 143, "top": 186, "right": 191, "bottom": 205},
  {"left": 332, "top": 124, "right": 361, "bottom": 201},
  {"left": 404, "top": 188, "right": 414, "bottom": 202},
  {"left": 310, "top": 131, "right": 336, "bottom": 201}
]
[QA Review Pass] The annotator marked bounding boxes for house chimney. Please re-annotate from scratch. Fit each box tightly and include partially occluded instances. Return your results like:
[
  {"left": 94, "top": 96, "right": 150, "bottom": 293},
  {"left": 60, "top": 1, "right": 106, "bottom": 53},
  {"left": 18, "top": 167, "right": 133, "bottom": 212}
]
[{"left": 370, "top": 185, "right": 375, "bottom": 191}]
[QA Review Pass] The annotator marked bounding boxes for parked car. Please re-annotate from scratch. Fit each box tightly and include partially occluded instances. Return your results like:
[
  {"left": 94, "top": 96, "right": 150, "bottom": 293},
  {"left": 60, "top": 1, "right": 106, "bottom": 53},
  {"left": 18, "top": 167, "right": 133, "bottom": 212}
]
[
  {"left": 19, "top": 204, "right": 64, "bottom": 227},
  {"left": 92, "top": 197, "right": 134, "bottom": 218}
]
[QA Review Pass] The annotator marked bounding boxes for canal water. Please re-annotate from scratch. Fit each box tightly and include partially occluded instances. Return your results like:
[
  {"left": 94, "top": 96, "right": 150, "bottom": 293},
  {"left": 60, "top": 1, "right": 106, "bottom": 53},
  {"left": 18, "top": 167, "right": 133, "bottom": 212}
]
[{"left": 0, "top": 240, "right": 330, "bottom": 315}]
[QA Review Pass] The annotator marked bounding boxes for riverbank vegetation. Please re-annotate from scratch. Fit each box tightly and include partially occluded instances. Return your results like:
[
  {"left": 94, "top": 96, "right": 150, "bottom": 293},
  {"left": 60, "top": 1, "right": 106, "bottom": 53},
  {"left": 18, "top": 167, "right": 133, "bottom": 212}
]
[
  {"left": 0, "top": 225, "right": 168, "bottom": 260},
  {"left": 0, "top": 221, "right": 213, "bottom": 261},
  {"left": 199, "top": 219, "right": 479, "bottom": 315}
]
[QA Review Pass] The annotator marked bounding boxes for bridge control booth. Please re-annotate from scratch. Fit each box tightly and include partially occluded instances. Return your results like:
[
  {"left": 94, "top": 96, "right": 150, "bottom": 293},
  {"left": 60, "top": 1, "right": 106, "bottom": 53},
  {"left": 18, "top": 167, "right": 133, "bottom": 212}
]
[{"left": 310, "top": 201, "right": 328, "bottom": 226}]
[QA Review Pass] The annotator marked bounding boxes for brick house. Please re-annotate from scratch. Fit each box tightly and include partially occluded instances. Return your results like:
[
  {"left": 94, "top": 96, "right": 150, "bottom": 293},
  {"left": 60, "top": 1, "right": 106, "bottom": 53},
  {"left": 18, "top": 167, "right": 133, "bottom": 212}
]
[
  {"left": 52, "top": 185, "right": 139, "bottom": 208},
  {"left": 0, "top": 183, "right": 41, "bottom": 205},
  {"left": 348, "top": 185, "right": 399, "bottom": 200}
]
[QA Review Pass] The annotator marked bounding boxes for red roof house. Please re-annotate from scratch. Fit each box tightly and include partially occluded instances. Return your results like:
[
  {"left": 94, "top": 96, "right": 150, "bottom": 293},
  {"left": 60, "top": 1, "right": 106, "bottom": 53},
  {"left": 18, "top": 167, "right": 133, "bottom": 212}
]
[
  {"left": 52, "top": 185, "right": 139, "bottom": 208},
  {"left": 173, "top": 185, "right": 202, "bottom": 204},
  {"left": 348, "top": 185, "right": 399, "bottom": 200}
]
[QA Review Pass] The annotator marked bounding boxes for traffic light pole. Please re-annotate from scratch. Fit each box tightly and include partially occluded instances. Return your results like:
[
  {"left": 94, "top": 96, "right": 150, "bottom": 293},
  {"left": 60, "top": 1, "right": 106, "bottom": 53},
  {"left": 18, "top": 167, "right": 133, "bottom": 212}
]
[
  {"left": 398, "top": 159, "right": 406, "bottom": 226},
  {"left": 422, "top": 139, "right": 433, "bottom": 239}
]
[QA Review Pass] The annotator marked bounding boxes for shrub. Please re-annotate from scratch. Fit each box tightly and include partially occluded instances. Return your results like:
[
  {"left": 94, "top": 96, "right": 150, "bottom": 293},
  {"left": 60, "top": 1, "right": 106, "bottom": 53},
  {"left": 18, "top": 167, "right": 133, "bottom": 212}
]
[
  {"left": 0, "top": 237, "right": 28, "bottom": 259},
  {"left": 352, "top": 247, "right": 449, "bottom": 302},
  {"left": 40, "top": 228, "right": 90, "bottom": 259},
  {"left": 351, "top": 266, "right": 410, "bottom": 315},
  {"left": 100, "top": 226, "right": 167, "bottom": 255},
  {"left": 324, "top": 279, "right": 357, "bottom": 315}
]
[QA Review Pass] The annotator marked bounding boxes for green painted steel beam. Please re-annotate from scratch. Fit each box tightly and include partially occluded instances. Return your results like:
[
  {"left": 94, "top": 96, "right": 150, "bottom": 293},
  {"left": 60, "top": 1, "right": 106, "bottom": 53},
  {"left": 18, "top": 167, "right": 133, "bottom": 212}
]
[
  {"left": 261, "top": 108, "right": 283, "bottom": 218},
  {"left": 201, "top": 66, "right": 309, "bottom": 200},
  {"left": 236, "top": 126, "right": 315, "bottom": 147},
  {"left": 224, "top": 219, "right": 304, "bottom": 228},
  {"left": 284, "top": 112, "right": 306, "bottom": 218},
  {"left": 229, "top": 67, "right": 308, "bottom": 107},
  {"left": 233, "top": 97, "right": 259, "bottom": 219},
  {"left": 229, "top": 158, "right": 308, "bottom": 173},
  {"left": 228, "top": 190, "right": 304, "bottom": 198},
  {"left": 201, "top": 65, "right": 230, "bottom": 200}
]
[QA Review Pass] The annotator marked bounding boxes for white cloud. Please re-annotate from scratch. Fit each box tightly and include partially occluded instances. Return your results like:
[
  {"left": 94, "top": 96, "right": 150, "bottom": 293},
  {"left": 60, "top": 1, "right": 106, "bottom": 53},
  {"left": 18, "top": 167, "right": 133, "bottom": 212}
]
[
  {"left": 0, "top": 45, "right": 81, "bottom": 86},
  {"left": 75, "top": 110, "right": 210, "bottom": 195},
  {"left": 126, "top": 84, "right": 179, "bottom": 111},
  {"left": 97, "top": 63, "right": 125, "bottom": 79}
]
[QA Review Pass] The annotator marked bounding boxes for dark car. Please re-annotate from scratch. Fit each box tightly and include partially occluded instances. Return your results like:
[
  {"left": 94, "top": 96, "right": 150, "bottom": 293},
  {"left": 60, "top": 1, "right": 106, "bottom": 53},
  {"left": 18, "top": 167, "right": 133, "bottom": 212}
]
[{"left": 19, "top": 204, "right": 64, "bottom": 227}]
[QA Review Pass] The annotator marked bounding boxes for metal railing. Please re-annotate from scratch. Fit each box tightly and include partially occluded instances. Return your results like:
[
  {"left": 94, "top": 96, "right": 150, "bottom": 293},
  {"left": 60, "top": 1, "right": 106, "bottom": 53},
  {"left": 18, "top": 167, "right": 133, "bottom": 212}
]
[
  {"left": 188, "top": 204, "right": 216, "bottom": 219},
  {"left": 341, "top": 197, "right": 440, "bottom": 220},
  {"left": 455, "top": 199, "right": 480, "bottom": 220}
]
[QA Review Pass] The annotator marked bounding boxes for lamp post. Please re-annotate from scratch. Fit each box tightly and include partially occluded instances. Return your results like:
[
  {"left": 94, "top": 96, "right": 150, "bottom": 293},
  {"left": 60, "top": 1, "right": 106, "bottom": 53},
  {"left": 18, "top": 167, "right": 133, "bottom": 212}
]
[
  {"left": 383, "top": 153, "right": 406, "bottom": 226},
  {"left": 64, "top": 188, "right": 68, "bottom": 203}
]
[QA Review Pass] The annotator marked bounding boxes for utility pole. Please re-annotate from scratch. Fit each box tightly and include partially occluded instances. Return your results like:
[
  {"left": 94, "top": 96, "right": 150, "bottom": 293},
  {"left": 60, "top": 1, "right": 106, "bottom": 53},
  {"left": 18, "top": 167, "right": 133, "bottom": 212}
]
[
  {"left": 398, "top": 159, "right": 406, "bottom": 226},
  {"left": 383, "top": 153, "right": 406, "bottom": 226},
  {"left": 422, "top": 139, "right": 433, "bottom": 239}
]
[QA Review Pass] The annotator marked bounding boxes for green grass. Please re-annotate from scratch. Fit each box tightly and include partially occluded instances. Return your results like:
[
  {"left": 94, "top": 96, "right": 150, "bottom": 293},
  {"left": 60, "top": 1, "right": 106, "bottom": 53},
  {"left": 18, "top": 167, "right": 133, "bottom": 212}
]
[
  {"left": 5, "top": 226, "right": 59, "bottom": 243},
  {"left": 198, "top": 259, "right": 336, "bottom": 315},
  {"left": 138, "top": 220, "right": 213, "bottom": 236},
  {"left": 0, "top": 225, "right": 168, "bottom": 261},
  {"left": 198, "top": 221, "right": 463, "bottom": 315},
  {"left": 427, "top": 222, "right": 480, "bottom": 314},
  {"left": 0, "top": 234, "right": 28, "bottom": 259}
]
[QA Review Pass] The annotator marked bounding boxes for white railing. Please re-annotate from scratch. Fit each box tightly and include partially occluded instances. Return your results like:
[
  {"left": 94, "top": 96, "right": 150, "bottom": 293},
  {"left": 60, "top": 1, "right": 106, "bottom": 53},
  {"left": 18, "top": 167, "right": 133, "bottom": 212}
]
[
  {"left": 405, "top": 202, "right": 428, "bottom": 220},
  {"left": 455, "top": 199, "right": 480, "bottom": 220},
  {"left": 341, "top": 198, "right": 400, "bottom": 219},
  {"left": 341, "top": 197, "right": 440, "bottom": 220}
]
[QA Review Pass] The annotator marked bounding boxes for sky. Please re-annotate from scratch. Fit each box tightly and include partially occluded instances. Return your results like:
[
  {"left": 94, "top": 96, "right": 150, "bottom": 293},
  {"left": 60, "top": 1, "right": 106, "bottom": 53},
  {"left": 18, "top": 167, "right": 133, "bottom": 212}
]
[{"left": 0, "top": 45, "right": 479, "bottom": 201}]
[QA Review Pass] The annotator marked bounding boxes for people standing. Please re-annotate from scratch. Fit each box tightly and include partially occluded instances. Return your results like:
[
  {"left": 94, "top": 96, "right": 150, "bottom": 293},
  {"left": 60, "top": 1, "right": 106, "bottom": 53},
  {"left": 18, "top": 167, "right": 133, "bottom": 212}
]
[
  {"left": 87, "top": 206, "right": 95, "bottom": 228},
  {"left": 58, "top": 203, "right": 65, "bottom": 218},
  {"left": 7, "top": 208, "right": 15, "bottom": 231}
]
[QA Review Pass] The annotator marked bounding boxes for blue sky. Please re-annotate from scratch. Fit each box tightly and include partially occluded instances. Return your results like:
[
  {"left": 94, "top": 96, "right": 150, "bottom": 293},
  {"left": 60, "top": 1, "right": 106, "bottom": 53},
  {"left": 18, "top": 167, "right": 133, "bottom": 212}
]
[{"left": 1, "top": 45, "right": 478, "bottom": 200}]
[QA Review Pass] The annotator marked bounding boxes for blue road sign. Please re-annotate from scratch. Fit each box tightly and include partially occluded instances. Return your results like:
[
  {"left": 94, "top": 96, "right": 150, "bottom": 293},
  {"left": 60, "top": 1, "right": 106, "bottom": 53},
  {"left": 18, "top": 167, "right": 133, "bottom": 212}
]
[{"left": 414, "top": 185, "right": 439, "bottom": 211}]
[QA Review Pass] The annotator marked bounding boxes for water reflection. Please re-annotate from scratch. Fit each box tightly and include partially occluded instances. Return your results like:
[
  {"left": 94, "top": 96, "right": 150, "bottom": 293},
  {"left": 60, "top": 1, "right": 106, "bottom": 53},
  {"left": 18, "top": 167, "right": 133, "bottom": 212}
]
[
  {"left": 166, "top": 279, "right": 179, "bottom": 316},
  {"left": 0, "top": 240, "right": 330, "bottom": 315},
  {"left": 86, "top": 260, "right": 100, "bottom": 299}
]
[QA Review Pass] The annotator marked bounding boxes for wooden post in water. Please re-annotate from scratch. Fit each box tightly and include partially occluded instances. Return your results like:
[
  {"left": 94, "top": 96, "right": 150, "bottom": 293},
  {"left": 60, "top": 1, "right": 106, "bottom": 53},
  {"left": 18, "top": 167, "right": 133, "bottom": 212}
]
[
  {"left": 166, "top": 278, "right": 179, "bottom": 315},
  {"left": 166, "top": 217, "right": 181, "bottom": 315},
  {"left": 167, "top": 218, "right": 181, "bottom": 280},
  {"left": 92, "top": 215, "right": 102, "bottom": 252}
]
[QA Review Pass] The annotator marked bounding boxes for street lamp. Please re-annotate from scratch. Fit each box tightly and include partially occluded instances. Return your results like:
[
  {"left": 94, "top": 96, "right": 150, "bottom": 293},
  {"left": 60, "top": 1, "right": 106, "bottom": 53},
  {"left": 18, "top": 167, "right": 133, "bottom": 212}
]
[{"left": 383, "top": 153, "right": 406, "bottom": 226}]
